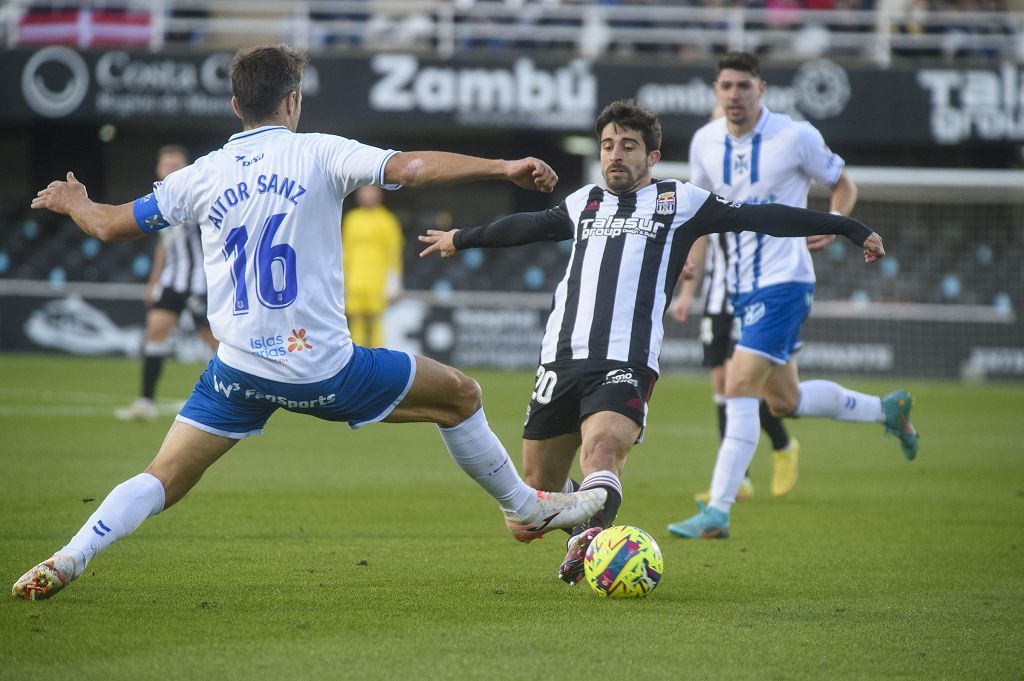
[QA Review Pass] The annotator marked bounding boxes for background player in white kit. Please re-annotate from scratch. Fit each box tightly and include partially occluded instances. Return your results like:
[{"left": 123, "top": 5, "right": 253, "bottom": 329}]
[
  {"left": 116, "top": 145, "right": 218, "bottom": 421},
  {"left": 668, "top": 52, "right": 919, "bottom": 540},
  {"left": 670, "top": 232, "right": 797, "bottom": 501},
  {"left": 14, "top": 43, "right": 606, "bottom": 600},
  {"left": 670, "top": 103, "right": 797, "bottom": 504}
]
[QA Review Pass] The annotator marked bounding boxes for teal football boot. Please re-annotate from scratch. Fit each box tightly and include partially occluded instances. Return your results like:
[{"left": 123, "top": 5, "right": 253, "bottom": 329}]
[
  {"left": 881, "top": 389, "right": 919, "bottom": 460},
  {"left": 667, "top": 503, "right": 730, "bottom": 539}
]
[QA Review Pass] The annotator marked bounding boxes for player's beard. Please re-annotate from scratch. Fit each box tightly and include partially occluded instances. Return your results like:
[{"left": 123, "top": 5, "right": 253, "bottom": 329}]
[{"left": 604, "top": 166, "right": 639, "bottom": 193}]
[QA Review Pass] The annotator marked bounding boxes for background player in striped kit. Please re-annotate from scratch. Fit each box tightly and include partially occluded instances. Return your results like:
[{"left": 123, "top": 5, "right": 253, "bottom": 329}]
[
  {"left": 419, "top": 99, "right": 887, "bottom": 584},
  {"left": 667, "top": 52, "right": 919, "bottom": 540},
  {"left": 116, "top": 145, "right": 218, "bottom": 421},
  {"left": 13, "top": 43, "right": 607, "bottom": 601}
]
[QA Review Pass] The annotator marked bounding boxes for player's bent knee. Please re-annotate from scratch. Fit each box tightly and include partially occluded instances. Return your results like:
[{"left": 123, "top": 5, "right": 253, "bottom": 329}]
[
  {"left": 767, "top": 397, "right": 797, "bottom": 417},
  {"left": 142, "top": 465, "right": 192, "bottom": 509},
  {"left": 449, "top": 373, "right": 482, "bottom": 423}
]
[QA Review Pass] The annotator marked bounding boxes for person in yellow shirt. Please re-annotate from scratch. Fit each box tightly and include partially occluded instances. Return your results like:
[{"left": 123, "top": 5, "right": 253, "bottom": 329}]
[{"left": 342, "top": 185, "right": 404, "bottom": 347}]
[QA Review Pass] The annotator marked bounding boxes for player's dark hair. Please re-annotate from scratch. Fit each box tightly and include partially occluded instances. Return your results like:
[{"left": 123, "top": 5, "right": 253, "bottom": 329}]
[
  {"left": 595, "top": 99, "right": 662, "bottom": 154},
  {"left": 229, "top": 44, "right": 309, "bottom": 125},
  {"left": 157, "top": 144, "right": 189, "bottom": 163},
  {"left": 716, "top": 51, "right": 761, "bottom": 79}
]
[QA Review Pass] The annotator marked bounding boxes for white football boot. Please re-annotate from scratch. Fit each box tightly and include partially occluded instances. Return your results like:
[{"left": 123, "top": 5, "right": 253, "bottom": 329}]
[
  {"left": 12, "top": 554, "right": 81, "bottom": 601},
  {"left": 504, "top": 488, "right": 607, "bottom": 543},
  {"left": 114, "top": 398, "right": 159, "bottom": 421}
]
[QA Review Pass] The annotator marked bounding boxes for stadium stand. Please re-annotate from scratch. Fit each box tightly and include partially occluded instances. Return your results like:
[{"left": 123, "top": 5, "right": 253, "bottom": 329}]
[
  {"left": 0, "top": 204, "right": 153, "bottom": 284},
  {"left": 1, "top": 1, "right": 1020, "bottom": 378},
  {"left": 2, "top": 0, "right": 1021, "bottom": 64}
]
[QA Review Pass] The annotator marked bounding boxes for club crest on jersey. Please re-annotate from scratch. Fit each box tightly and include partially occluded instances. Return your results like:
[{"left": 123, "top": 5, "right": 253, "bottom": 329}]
[
  {"left": 733, "top": 153, "right": 750, "bottom": 175},
  {"left": 742, "top": 302, "right": 766, "bottom": 327},
  {"left": 655, "top": 191, "right": 676, "bottom": 215},
  {"left": 585, "top": 199, "right": 600, "bottom": 212}
]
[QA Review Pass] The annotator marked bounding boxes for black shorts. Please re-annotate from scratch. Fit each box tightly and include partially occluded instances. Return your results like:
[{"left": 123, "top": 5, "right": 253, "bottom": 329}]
[
  {"left": 522, "top": 359, "right": 657, "bottom": 442},
  {"left": 152, "top": 288, "right": 210, "bottom": 328},
  {"left": 701, "top": 312, "right": 741, "bottom": 368}
]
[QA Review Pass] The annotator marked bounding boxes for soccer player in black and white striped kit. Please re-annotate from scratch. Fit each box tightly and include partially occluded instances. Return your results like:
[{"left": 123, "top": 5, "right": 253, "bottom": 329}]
[
  {"left": 419, "top": 99, "right": 886, "bottom": 584},
  {"left": 115, "top": 145, "right": 217, "bottom": 421}
]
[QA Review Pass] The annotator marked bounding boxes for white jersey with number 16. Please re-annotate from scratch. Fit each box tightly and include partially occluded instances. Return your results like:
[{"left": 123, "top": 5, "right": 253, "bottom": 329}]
[{"left": 135, "top": 125, "right": 398, "bottom": 384}]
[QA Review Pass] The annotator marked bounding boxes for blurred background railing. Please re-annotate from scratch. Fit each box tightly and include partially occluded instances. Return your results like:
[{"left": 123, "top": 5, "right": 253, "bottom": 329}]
[{"left": 2, "top": 0, "right": 1022, "bottom": 66}]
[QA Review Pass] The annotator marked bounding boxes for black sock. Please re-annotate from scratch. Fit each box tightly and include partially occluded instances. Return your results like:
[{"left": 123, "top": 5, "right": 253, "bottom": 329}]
[
  {"left": 759, "top": 400, "right": 790, "bottom": 451},
  {"left": 716, "top": 402, "right": 727, "bottom": 441},
  {"left": 142, "top": 354, "right": 165, "bottom": 400},
  {"left": 568, "top": 478, "right": 622, "bottom": 536},
  {"left": 589, "top": 485, "right": 622, "bottom": 529}
]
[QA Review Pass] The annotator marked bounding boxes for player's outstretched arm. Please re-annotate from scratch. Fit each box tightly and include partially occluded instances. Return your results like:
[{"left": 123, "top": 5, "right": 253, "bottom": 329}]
[
  {"left": 384, "top": 152, "right": 558, "bottom": 192},
  {"left": 31, "top": 172, "right": 141, "bottom": 244},
  {"left": 693, "top": 194, "right": 884, "bottom": 264},
  {"left": 418, "top": 229, "right": 460, "bottom": 259},
  {"left": 419, "top": 206, "right": 574, "bottom": 259}
]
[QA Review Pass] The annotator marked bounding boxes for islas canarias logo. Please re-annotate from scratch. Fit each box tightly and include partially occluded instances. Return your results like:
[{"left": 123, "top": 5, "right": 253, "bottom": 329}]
[{"left": 288, "top": 328, "right": 312, "bottom": 352}]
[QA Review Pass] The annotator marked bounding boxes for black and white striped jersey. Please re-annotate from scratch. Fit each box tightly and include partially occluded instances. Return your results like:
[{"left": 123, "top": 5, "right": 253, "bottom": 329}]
[
  {"left": 453, "top": 179, "right": 871, "bottom": 375},
  {"left": 539, "top": 180, "right": 706, "bottom": 373},
  {"left": 157, "top": 220, "right": 206, "bottom": 296},
  {"left": 702, "top": 233, "right": 731, "bottom": 317}
]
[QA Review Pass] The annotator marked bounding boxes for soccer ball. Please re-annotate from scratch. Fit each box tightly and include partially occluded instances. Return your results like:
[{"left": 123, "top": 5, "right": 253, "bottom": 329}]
[{"left": 584, "top": 525, "right": 663, "bottom": 598}]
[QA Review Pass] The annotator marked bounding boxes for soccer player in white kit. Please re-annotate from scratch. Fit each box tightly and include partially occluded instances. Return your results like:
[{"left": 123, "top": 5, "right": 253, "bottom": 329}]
[
  {"left": 667, "top": 52, "right": 919, "bottom": 540},
  {"left": 13, "top": 44, "right": 605, "bottom": 600}
]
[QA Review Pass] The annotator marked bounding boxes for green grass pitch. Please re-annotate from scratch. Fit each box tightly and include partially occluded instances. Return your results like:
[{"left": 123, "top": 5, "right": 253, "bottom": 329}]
[{"left": 1, "top": 354, "right": 1022, "bottom": 680}]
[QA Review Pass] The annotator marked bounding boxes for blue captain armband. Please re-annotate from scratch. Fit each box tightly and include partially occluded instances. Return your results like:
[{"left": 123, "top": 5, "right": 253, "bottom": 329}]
[{"left": 133, "top": 193, "right": 171, "bottom": 233}]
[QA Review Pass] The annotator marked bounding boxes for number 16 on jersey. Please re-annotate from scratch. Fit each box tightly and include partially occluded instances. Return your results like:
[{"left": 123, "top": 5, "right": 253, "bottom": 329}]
[{"left": 222, "top": 212, "right": 298, "bottom": 315}]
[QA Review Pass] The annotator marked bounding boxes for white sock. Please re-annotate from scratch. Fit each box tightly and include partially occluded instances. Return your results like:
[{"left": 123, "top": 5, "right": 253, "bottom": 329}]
[
  {"left": 795, "top": 380, "right": 884, "bottom": 423},
  {"left": 709, "top": 397, "right": 760, "bottom": 514},
  {"left": 61, "top": 472, "right": 165, "bottom": 577},
  {"left": 438, "top": 408, "right": 534, "bottom": 518},
  {"left": 143, "top": 340, "right": 172, "bottom": 356}
]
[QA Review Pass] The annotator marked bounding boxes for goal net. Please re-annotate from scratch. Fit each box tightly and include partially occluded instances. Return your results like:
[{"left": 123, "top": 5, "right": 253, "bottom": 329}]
[{"left": 634, "top": 162, "right": 1024, "bottom": 380}]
